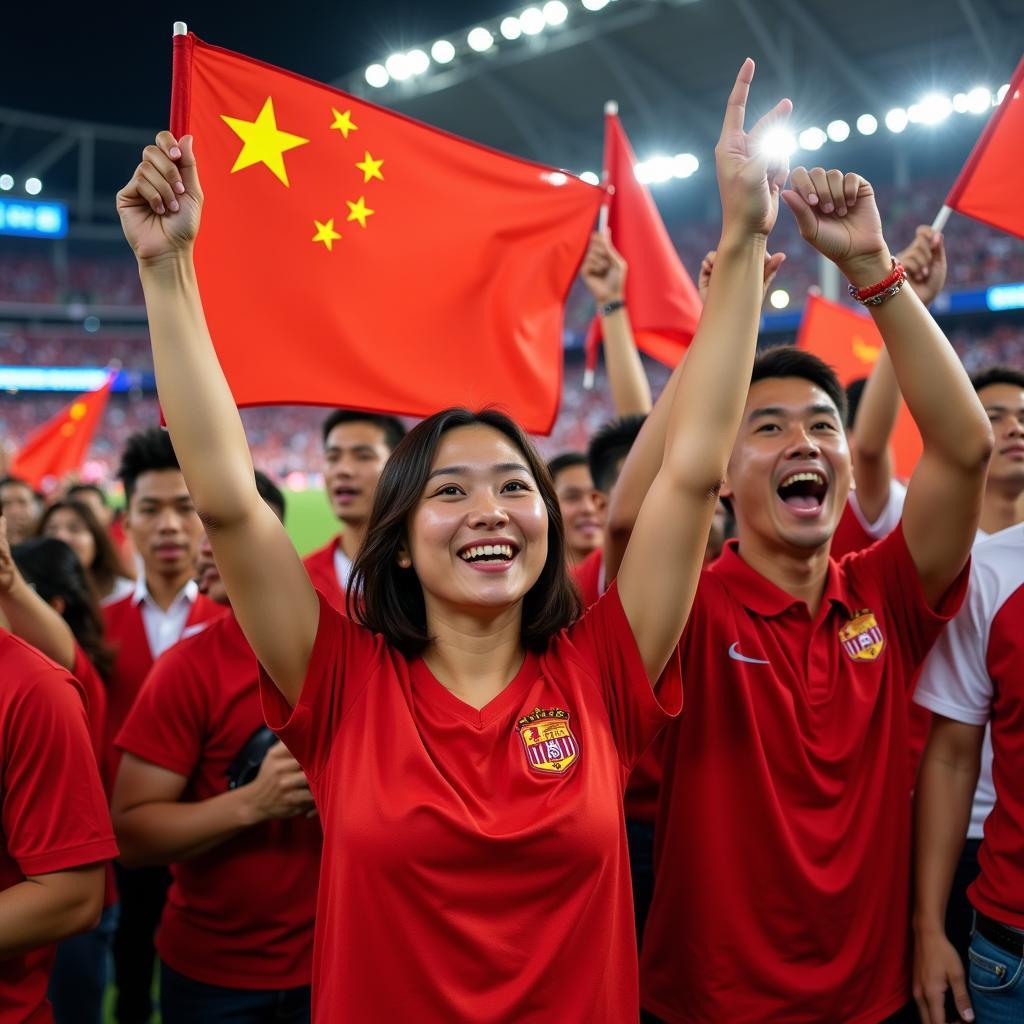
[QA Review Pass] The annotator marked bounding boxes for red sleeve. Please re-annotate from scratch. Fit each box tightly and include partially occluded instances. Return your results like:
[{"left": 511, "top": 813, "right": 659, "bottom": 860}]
[
  {"left": 115, "top": 643, "right": 205, "bottom": 778},
  {"left": 3, "top": 664, "right": 118, "bottom": 876},
  {"left": 562, "top": 581, "right": 682, "bottom": 769},
  {"left": 257, "top": 589, "right": 386, "bottom": 780}
]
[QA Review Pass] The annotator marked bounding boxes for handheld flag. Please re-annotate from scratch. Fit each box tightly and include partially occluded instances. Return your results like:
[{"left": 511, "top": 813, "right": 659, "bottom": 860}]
[{"left": 171, "top": 32, "right": 602, "bottom": 434}]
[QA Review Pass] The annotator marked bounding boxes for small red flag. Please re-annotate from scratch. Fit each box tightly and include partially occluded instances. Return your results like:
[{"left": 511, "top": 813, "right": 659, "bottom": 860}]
[
  {"left": 11, "top": 376, "right": 113, "bottom": 491},
  {"left": 584, "top": 107, "right": 702, "bottom": 381},
  {"left": 945, "top": 55, "right": 1024, "bottom": 239},
  {"left": 796, "top": 294, "right": 921, "bottom": 479},
  {"left": 171, "top": 34, "right": 601, "bottom": 434}
]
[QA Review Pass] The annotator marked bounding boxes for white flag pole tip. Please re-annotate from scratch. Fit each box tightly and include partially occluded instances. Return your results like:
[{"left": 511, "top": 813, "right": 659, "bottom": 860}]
[
  {"left": 931, "top": 205, "right": 952, "bottom": 233},
  {"left": 604, "top": 100, "right": 618, "bottom": 116},
  {"left": 173, "top": 21, "right": 188, "bottom": 36},
  {"left": 598, "top": 204, "right": 609, "bottom": 233},
  {"left": 583, "top": 368, "right": 596, "bottom": 390}
]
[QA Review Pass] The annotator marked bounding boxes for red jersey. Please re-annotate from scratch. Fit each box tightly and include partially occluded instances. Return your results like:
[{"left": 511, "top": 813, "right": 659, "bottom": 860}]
[
  {"left": 259, "top": 585, "right": 680, "bottom": 1022},
  {"left": 829, "top": 482, "right": 906, "bottom": 560},
  {"left": 640, "top": 527, "right": 967, "bottom": 1024},
  {"left": 302, "top": 536, "right": 346, "bottom": 614},
  {"left": 570, "top": 547, "right": 603, "bottom": 608},
  {"left": 116, "top": 612, "right": 320, "bottom": 988},
  {"left": 0, "top": 632, "right": 118, "bottom": 1024}
]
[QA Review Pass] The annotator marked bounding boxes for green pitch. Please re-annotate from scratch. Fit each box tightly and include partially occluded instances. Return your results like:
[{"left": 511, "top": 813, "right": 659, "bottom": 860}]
[{"left": 283, "top": 487, "right": 340, "bottom": 556}]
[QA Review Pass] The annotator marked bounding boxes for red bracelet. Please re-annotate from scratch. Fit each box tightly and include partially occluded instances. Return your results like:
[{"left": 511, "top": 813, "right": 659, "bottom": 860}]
[{"left": 848, "top": 259, "right": 906, "bottom": 306}]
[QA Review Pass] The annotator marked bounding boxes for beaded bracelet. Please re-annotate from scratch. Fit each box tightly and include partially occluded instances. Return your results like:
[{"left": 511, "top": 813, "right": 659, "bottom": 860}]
[
  {"left": 599, "top": 298, "right": 627, "bottom": 317},
  {"left": 848, "top": 259, "right": 907, "bottom": 307}
]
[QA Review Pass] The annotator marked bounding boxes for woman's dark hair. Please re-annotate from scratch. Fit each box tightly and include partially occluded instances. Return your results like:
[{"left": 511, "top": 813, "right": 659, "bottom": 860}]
[
  {"left": 37, "top": 499, "right": 124, "bottom": 598},
  {"left": 12, "top": 537, "right": 114, "bottom": 681},
  {"left": 349, "top": 407, "right": 581, "bottom": 656}
]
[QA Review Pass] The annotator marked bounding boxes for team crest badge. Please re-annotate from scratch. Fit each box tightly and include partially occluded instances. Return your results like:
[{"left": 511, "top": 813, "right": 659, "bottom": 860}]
[
  {"left": 517, "top": 707, "right": 580, "bottom": 775},
  {"left": 839, "top": 609, "right": 885, "bottom": 662}
]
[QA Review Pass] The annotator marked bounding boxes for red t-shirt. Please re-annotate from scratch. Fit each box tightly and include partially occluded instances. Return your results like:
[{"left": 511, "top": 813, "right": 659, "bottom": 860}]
[
  {"left": 570, "top": 547, "right": 603, "bottom": 609},
  {"left": 116, "top": 613, "right": 321, "bottom": 989},
  {"left": 0, "top": 632, "right": 119, "bottom": 1024},
  {"left": 640, "top": 527, "right": 967, "bottom": 1024},
  {"left": 302, "top": 537, "right": 345, "bottom": 614},
  {"left": 259, "top": 584, "right": 681, "bottom": 1022}
]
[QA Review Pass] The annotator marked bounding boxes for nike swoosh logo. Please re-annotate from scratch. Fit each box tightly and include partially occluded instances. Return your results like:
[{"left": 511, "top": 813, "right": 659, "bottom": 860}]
[{"left": 728, "top": 642, "right": 770, "bottom": 665}]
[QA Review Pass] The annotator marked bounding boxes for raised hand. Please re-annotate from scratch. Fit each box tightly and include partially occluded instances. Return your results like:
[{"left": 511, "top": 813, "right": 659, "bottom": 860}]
[
  {"left": 715, "top": 58, "right": 792, "bottom": 240},
  {"left": 117, "top": 132, "right": 203, "bottom": 264},
  {"left": 898, "top": 226, "right": 947, "bottom": 306},
  {"left": 580, "top": 231, "right": 627, "bottom": 305},
  {"left": 698, "top": 247, "right": 786, "bottom": 304}
]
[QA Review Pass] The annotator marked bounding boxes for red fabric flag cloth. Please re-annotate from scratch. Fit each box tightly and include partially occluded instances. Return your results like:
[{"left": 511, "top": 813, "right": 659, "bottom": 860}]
[
  {"left": 171, "top": 33, "right": 601, "bottom": 434},
  {"left": 945, "top": 55, "right": 1024, "bottom": 239},
  {"left": 796, "top": 294, "right": 922, "bottom": 479},
  {"left": 584, "top": 108, "right": 702, "bottom": 380},
  {"left": 11, "top": 376, "right": 113, "bottom": 491}
]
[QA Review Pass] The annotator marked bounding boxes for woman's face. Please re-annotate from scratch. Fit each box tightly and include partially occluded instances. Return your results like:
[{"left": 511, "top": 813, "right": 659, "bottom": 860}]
[
  {"left": 407, "top": 424, "right": 549, "bottom": 619},
  {"left": 42, "top": 508, "right": 97, "bottom": 570}
]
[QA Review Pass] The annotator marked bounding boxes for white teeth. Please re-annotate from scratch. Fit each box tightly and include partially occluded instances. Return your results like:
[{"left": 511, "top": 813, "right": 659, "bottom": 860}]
[
  {"left": 780, "top": 471, "right": 826, "bottom": 487},
  {"left": 459, "top": 543, "right": 514, "bottom": 561}
]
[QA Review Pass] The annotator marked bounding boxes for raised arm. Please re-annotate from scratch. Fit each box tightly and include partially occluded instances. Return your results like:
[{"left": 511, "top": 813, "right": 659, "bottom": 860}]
[
  {"left": 116, "top": 134, "right": 318, "bottom": 702},
  {"left": 616, "top": 59, "right": 790, "bottom": 681},
  {"left": 782, "top": 173, "right": 991, "bottom": 607}
]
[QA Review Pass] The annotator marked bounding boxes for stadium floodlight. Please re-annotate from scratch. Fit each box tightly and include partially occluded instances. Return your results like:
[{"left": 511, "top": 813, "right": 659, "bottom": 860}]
[
  {"left": 500, "top": 16, "right": 522, "bottom": 39},
  {"left": 856, "top": 113, "right": 878, "bottom": 135},
  {"left": 431, "top": 40, "right": 456, "bottom": 64},
  {"left": 543, "top": 1, "right": 569, "bottom": 25},
  {"left": 385, "top": 53, "right": 411, "bottom": 81},
  {"left": 25, "top": 178, "right": 42, "bottom": 196},
  {"left": 798, "top": 127, "right": 826, "bottom": 150},
  {"left": 769, "top": 288, "right": 790, "bottom": 310},
  {"left": 0, "top": 175, "right": 13, "bottom": 191},
  {"left": 672, "top": 153, "right": 699, "bottom": 178},
  {"left": 579, "top": 171, "right": 600, "bottom": 185},
  {"left": 884, "top": 108, "right": 908, "bottom": 133},
  {"left": 520, "top": 8, "right": 546, "bottom": 35},
  {"left": 467, "top": 27, "right": 495, "bottom": 51},
  {"left": 759, "top": 127, "right": 797, "bottom": 161},
  {"left": 966, "top": 86, "right": 992, "bottom": 114},
  {"left": 996, "top": 83, "right": 1010, "bottom": 103},
  {"left": 911, "top": 93, "right": 952, "bottom": 125},
  {"left": 635, "top": 156, "right": 674, "bottom": 185},
  {"left": 582, "top": 0, "right": 610, "bottom": 9},
  {"left": 826, "top": 119, "right": 850, "bottom": 142},
  {"left": 406, "top": 49, "right": 430, "bottom": 75},
  {"left": 365, "top": 64, "right": 389, "bottom": 88}
]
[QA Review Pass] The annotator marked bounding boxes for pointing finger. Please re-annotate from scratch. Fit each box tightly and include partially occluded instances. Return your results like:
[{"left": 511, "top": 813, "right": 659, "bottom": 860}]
[{"left": 721, "top": 58, "right": 756, "bottom": 137}]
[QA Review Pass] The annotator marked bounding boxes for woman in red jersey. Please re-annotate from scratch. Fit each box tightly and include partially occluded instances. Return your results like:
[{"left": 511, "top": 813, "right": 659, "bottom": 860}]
[{"left": 117, "top": 59, "right": 790, "bottom": 1022}]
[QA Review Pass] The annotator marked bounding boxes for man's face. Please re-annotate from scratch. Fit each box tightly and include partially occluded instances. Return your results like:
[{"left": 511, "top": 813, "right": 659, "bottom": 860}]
[
  {"left": 553, "top": 464, "right": 603, "bottom": 560},
  {"left": 124, "top": 469, "right": 203, "bottom": 579},
  {"left": 72, "top": 489, "right": 112, "bottom": 528},
  {"left": 323, "top": 421, "right": 393, "bottom": 525},
  {"left": 0, "top": 482, "right": 40, "bottom": 544},
  {"left": 979, "top": 382, "right": 1024, "bottom": 491},
  {"left": 723, "top": 376, "right": 851, "bottom": 554}
]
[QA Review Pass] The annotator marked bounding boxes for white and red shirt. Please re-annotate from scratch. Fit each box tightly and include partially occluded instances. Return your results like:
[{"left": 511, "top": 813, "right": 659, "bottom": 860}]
[
  {"left": 640, "top": 526, "right": 968, "bottom": 1024},
  {"left": 913, "top": 524, "right": 1024, "bottom": 927},
  {"left": 829, "top": 479, "right": 907, "bottom": 560},
  {"left": 259, "top": 584, "right": 680, "bottom": 1022},
  {"left": 302, "top": 536, "right": 351, "bottom": 615}
]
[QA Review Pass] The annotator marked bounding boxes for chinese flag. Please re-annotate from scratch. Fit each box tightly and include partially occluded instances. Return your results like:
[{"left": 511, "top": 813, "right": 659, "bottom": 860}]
[
  {"left": 584, "top": 108, "right": 702, "bottom": 379},
  {"left": 945, "top": 54, "right": 1024, "bottom": 239},
  {"left": 171, "top": 34, "right": 601, "bottom": 434},
  {"left": 11, "top": 376, "right": 113, "bottom": 490},
  {"left": 796, "top": 294, "right": 922, "bottom": 479}
]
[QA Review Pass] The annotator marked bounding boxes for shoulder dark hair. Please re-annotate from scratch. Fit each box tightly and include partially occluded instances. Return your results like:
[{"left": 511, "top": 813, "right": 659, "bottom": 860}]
[
  {"left": 254, "top": 469, "right": 286, "bottom": 521},
  {"left": 970, "top": 365, "right": 1024, "bottom": 395},
  {"left": 349, "top": 407, "right": 581, "bottom": 657},
  {"left": 587, "top": 415, "right": 646, "bottom": 494},
  {"left": 750, "top": 345, "right": 848, "bottom": 425},
  {"left": 38, "top": 499, "right": 123, "bottom": 597},
  {"left": 12, "top": 536, "right": 114, "bottom": 681},
  {"left": 67, "top": 483, "right": 109, "bottom": 507},
  {"left": 546, "top": 451, "right": 588, "bottom": 483},
  {"left": 118, "top": 428, "right": 181, "bottom": 503},
  {"left": 321, "top": 409, "right": 407, "bottom": 451}
]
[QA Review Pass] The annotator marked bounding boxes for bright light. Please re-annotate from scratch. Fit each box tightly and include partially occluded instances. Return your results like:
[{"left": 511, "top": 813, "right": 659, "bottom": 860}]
[
  {"left": 635, "top": 156, "right": 674, "bottom": 185},
  {"left": 966, "top": 86, "right": 992, "bottom": 113},
  {"left": 365, "top": 64, "right": 389, "bottom": 88},
  {"left": 546, "top": 171, "right": 569, "bottom": 186},
  {"left": 996, "top": 83, "right": 1010, "bottom": 103},
  {"left": 798, "top": 127, "right": 826, "bottom": 150},
  {"left": 543, "top": 1, "right": 569, "bottom": 25},
  {"left": 582, "top": 0, "right": 610, "bottom": 9},
  {"left": 769, "top": 288, "right": 790, "bottom": 310},
  {"left": 826, "top": 119, "right": 850, "bottom": 142},
  {"left": 759, "top": 127, "right": 797, "bottom": 161},
  {"left": 467, "top": 27, "right": 495, "bottom": 51},
  {"left": 856, "top": 113, "right": 878, "bottom": 135},
  {"left": 911, "top": 93, "right": 952, "bottom": 125},
  {"left": 431, "top": 40, "right": 456, "bottom": 64},
  {"left": 953, "top": 92, "right": 969, "bottom": 113},
  {"left": 520, "top": 8, "right": 546, "bottom": 34},
  {"left": 579, "top": 171, "right": 600, "bottom": 185},
  {"left": 0, "top": 175, "right": 12, "bottom": 191},
  {"left": 385, "top": 53, "right": 410, "bottom": 81},
  {"left": 406, "top": 49, "right": 429, "bottom": 75},
  {"left": 24, "top": 177, "right": 42, "bottom": 196},
  {"left": 885, "top": 108, "right": 908, "bottom": 133},
  {"left": 500, "top": 16, "right": 522, "bottom": 39},
  {"left": 672, "top": 152, "right": 699, "bottom": 178}
]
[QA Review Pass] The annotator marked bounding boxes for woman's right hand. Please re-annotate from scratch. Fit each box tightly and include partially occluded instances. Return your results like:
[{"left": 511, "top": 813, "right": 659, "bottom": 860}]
[{"left": 116, "top": 132, "right": 203, "bottom": 264}]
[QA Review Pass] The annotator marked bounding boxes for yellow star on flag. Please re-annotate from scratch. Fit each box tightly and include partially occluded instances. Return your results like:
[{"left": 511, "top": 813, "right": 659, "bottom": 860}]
[
  {"left": 69, "top": 402, "right": 88, "bottom": 420},
  {"left": 355, "top": 151, "right": 384, "bottom": 183},
  {"left": 330, "top": 108, "right": 358, "bottom": 139},
  {"left": 221, "top": 97, "right": 309, "bottom": 187},
  {"left": 312, "top": 218, "right": 342, "bottom": 251},
  {"left": 346, "top": 196, "right": 374, "bottom": 228}
]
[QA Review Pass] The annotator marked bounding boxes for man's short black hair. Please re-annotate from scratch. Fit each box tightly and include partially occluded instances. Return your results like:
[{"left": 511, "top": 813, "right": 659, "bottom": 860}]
[
  {"left": 587, "top": 415, "right": 646, "bottom": 494},
  {"left": 66, "top": 482, "right": 109, "bottom": 507},
  {"left": 970, "top": 366, "right": 1024, "bottom": 395},
  {"left": 321, "top": 409, "right": 406, "bottom": 451},
  {"left": 546, "top": 451, "right": 588, "bottom": 484},
  {"left": 0, "top": 475, "right": 38, "bottom": 499},
  {"left": 118, "top": 428, "right": 182, "bottom": 504},
  {"left": 845, "top": 377, "right": 867, "bottom": 431},
  {"left": 750, "top": 345, "right": 848, "bottom": 425},
  {"left": 254, "top": 469, "right": 286, "bottom": 521}
]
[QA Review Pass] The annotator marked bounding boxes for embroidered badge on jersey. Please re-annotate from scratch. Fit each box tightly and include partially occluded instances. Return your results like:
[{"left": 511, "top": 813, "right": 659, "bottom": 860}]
[
  {"left": 838, "top": 609, "right": 885, "bottom": 662},
  {"left": 517, "top": 707, "right": 580, "bottom": 775}
]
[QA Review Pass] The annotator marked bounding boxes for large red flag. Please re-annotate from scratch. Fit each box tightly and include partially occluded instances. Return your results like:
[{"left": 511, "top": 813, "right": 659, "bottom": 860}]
[
  {"left": 584, "top": 107, "right": 702, "bottom": 381},
  {"left": 172, "top": 33, "right": 602, "bottom": 434},
  {"left": 796, "top": 294, "right": 922, "bottom": 479},
  {"left": 11, "top": 376, "right": 113, "bottom": 490},
  {"left": 945, "top": 55, "right": 1024, "bottom": 239}
]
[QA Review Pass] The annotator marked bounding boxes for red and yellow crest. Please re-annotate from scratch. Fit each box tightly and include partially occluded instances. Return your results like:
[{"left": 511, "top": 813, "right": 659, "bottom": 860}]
[
  {"left": 517, "top": 707, "right": 580, "bottom": 775},
  {"left": 839, "top": 609, "right": 885, "bottom": 662}
]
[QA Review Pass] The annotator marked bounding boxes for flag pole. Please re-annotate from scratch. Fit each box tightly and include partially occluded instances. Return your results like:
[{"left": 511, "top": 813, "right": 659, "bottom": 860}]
[
  {"left": 931, "top": 205, "right": 951, "bottom": 233},
  {"left": 174, "top": 20, "right": 187, "bottom": 35}
]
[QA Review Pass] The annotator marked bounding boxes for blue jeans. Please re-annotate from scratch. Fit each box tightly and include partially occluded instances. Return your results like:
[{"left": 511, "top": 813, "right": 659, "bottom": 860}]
[
  {"left": 47, "top": 903, "right": 119, "bottom": 1024},
  {"left": 968, "top": 929, "right": 1024, "bottom": 1023},
  {"left": 160, "top": 962, "right": 311, "bottom": 1024}
]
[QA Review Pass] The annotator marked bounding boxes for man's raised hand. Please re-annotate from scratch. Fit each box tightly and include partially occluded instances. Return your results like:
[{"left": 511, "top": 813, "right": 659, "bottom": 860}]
[
  {"left": 899, "top": 226, "right": 947, "bottom": 306},
  {"left": 697, "top": 248, "right": 786, "bottom": 304},
  {"left": 580, "top": 231, "right": 627, "bottom": 306}
]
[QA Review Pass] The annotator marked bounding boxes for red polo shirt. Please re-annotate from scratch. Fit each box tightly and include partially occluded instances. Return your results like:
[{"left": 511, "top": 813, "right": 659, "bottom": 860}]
[
  {"left": 259, "top": 584, "right": 680, "bottom": 1023},
  {"left": 302, "top": 537, "right": 346, "bottom": 614},
  {"left": 116, "top": 613, "right": 321, "bottom": 989},
  {"left": 640, "top": 526, "right": 967, "bottom": 1024},
  {"left": 0, "top": 632, "right": 118, "bottom": 1024}
]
